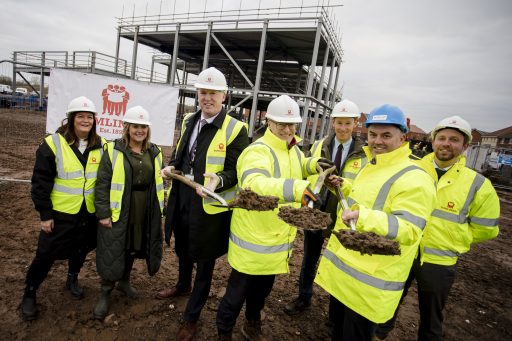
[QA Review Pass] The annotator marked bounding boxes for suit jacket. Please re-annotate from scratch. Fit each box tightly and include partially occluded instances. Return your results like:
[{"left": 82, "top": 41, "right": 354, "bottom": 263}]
[{"left": 165, "top": 108, "right": 249, "bottom": 260}]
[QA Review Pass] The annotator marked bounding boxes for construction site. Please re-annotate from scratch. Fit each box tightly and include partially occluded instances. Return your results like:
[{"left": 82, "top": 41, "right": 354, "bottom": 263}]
[{"left": 0, "top": 1, "right": 511, "bottom": 340}]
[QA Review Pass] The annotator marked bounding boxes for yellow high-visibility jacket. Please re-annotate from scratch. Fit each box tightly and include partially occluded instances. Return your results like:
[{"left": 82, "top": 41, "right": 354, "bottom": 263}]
[
  {"left": 315, "top": 143, "right": 436, "bottom": 323},
  {"left": 417, "top": 153, "right": 500, "bottom": 266},
  {"left": 45, "top": 133, "right": 105, "bottom": 214},
  {"left": 228, "top": 129, "right": 320, "bottom": 275}
]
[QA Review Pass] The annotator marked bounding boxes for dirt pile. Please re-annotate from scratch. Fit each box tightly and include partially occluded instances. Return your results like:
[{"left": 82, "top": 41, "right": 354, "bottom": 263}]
[
  {"left": 278, "top": 206, "right": 332, "bottom": 230},
  {"left": 334, "top": 230, "right": 401, "bottom": 256},
  {"left": 231, "top": 189, "right": 278, "bottom": 211}
]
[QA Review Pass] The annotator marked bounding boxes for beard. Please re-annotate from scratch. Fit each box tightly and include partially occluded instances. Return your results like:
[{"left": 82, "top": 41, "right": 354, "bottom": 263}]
[{"left": 435, "top": 149, "right": 456, "bottom": 161}]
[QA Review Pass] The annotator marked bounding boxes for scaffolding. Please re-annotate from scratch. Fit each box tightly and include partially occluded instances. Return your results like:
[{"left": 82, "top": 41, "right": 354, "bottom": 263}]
[{"left": 116, "top": 3, "right": 344, "bottom": 144}]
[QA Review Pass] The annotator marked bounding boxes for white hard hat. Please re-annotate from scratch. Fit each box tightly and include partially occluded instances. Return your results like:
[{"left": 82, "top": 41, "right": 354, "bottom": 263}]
[
  {"left": 331, "top": 99, "right": 360, "bottom": 118},
  {"left": 265, "top": 95, "right": 302, "bottom": 123},
  {"left": 431, "top": 115, "right": 472, "bottom": 142},
  {"left": 123, "top": 106, "right": 151, "bottom": 126},
  {"left": 194, "top": 67, "right": 227, "bottom": 91},
  {"left": 66, "top": 96, "right": 97, "bottom": 115}
]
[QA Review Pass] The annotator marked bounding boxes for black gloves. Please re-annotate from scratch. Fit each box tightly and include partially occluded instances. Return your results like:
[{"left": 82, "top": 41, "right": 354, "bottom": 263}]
[
  {"left": 317, "top": 158, "right": 336, "bottom": 172},
  {"left": 301, "top": 187, "right": 323, "bottom": 208}
]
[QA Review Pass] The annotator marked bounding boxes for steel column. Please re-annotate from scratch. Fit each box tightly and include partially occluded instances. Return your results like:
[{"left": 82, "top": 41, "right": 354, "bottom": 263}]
[
  {"left": 170, "top": 24, "right": 181, "bottom": 85},
  {"left": 319, "top": 55, "right": 337, "bottom": 138},
  {"left": 203, "top": 22, "right": 213, "bottom": 70},
  {"left": 114, "top": 27, "right": 121, "bottom": 74},
  {"left": 130, "top": 26, "right": 139, "bottom": 79},
  {"left": 309, "top": 40, "right": 330, "bottom": 142},
  {"left": 248, "top": 19, "right": 268, "bottom": 140},
  {"left": 299, "top": 19, "right": 322, "bottom": 145}
]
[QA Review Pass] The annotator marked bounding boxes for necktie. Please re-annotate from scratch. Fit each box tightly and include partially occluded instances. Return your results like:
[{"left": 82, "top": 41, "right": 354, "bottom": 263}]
[
  {"left": 190, "top": 119, "right": 207, "bottom": 162},
  {"left": 334, "top": 143, "right": 343, "bottom": 172}
]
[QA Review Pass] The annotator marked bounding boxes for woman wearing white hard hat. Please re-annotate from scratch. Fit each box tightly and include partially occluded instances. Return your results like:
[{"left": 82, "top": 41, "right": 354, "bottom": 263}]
[
  {"left": 216, "top": 95, "right": 334, "bottom": 338},
  {"left": 21, "top": 96, "right": 105, "bottom": 321},
  {"left": 93, "top": 105, "right": 165, "bottom": 319}
]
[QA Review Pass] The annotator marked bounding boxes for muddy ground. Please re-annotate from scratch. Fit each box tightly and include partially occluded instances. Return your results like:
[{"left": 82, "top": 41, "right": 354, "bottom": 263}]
[{"left": 0, "top": 110, "right": 511, "bottom": 340}]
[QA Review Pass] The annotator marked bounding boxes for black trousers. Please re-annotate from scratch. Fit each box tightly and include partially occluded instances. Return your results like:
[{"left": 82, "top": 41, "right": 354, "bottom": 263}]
[
  {"left": 180, "top": 257, "right": 216, "bottom": 322},
  {"left": 376, "top": 259, "right": 456, "bottom": 341},
  {"left": 216, "top": 268, "right": 275, "bottom": 333},
  {"left": 25, "top": 210, "right": 96, "bottom": 293},
  {"left": 330, "top": 296, "right": 377, "bottom": 341},
  {"left": 298, "top": 230, "right": 325, "bottom": 301}
]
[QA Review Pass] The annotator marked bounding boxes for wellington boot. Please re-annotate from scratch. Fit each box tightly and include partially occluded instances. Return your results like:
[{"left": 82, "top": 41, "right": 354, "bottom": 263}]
[
  {"left": 117, "top": 279, "right": 138, "bottom": 299},
  {"left": 93, "top": 283, "right": 113, "bottom": 320},
  {"left": 65, "top": 273, "right": 84, "bottom": 299}
]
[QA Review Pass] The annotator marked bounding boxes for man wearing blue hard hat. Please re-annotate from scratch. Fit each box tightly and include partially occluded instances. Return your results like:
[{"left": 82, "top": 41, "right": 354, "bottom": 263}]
[{"left": 315, "top": 104, "right": 437, "bottom": 340}]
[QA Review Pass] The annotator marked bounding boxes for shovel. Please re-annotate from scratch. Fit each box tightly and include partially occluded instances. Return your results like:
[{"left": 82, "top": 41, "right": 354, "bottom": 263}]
[
  {"left": 165, "top": 170, "right": 230, "bottom": 207},
  {"left": 308, "top": 165, "right": 337, "bottom": 208},
  {"left": 334, "top": 184, "right": 356, "bottom": 231},
  {"left": 333, "top": 182, "right": 401, "bottom": 256}
]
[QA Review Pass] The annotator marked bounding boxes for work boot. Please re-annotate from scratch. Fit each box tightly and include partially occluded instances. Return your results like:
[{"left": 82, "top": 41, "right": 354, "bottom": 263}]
[
  {"left": 93, "top": 281, "right": 114, "bottom": 320},
  {"left": 176, "top": 320, "right": 198, "bottom": 341},
  {"left": 20, "top": 288, "right": 38, "bottom": 321},
  {"left": 283, "top": 297, "right": 311, "bottom": 316},
  {"left": 156, "top": 286, "right": 191, "bottom": 299},
  {"left": 241, "top": 319, "right": 266, "bottom": 341},
  {"left": 65, "top": 273, "right": 84, "bottom": 299}
]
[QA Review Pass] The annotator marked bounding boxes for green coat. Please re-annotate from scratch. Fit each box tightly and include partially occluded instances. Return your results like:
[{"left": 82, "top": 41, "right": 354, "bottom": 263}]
[{"left": 94, "top": 139, "right": 163, "bottom": 281}]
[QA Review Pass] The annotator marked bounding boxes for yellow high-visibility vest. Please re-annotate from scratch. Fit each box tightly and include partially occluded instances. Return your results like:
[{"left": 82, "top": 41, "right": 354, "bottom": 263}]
[
  {"left": 107, "top": 142, "right": 165, "bottom": 222},
  {"left": 46, "top": 134, "right": 105, "bottom": 214}
]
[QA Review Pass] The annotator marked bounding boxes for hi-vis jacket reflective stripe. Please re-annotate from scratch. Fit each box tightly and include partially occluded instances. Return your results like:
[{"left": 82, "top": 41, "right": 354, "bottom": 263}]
[
  {"left": 228, "top": 129, "right": 320, "bottom": 275},
  {"left": 176, "top": 113, "right": 245, "bottom": 214},
  {"left": 107, "top": 142, "right": 165, "bottom": 222},
  {"left": 417, "top": 153, "right": 500, "bottom": 266},
  {"left": 315, "top": 143, "right": 437, "bottom": 323},
  {"left": 46, "top": 133, "right": 105, "bottom": 214}
]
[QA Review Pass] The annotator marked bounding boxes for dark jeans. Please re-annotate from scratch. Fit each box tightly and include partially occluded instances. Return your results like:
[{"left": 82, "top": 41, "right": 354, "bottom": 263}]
[
  {"left": 216, "top": 268, "right": 275, "bottom": 333},
  {"left": 180, "top": 257, "right": 216, "bottom": 322},
  {"left": 330, "top": 296, "right": 377, "bottom": 341},
  {"left": 298, "top": 230, "right": 325, "bottom": 301},
  {"left": 376, "top": 259, "right": 457, "bottom": 341}
]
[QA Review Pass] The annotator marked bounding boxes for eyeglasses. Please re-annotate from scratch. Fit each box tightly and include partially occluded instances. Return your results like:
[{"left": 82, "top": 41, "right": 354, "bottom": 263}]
[{"left": 272, "top": 121, "right": 298, "bottom": 130}]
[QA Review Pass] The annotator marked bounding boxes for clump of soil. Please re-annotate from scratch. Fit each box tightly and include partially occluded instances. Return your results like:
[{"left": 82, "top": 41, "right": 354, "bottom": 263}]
[
  {"left": 278, "top": 206, "right": 332, "bottom": 230},
  {"left": 230, "top": 189, "right": 279, "bottom": 211},
  {"left": 334, "top": 230, "right": 401, "bottom": 256}
]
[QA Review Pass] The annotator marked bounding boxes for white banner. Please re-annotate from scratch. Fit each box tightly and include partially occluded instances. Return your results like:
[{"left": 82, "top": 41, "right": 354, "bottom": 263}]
[{"left": 47, "top": 68, "right": 178, "bottom": 146}]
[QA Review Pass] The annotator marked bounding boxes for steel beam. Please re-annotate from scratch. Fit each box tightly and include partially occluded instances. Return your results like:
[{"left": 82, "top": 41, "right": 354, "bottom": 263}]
[
  {"left": 299, "top": 19, "right": 322, "bottom": 145},
  {"left": 130, "top": 26, "right": 139, "bottom": 79},
  {"left": 248, "top": 19, "right": 269, "bottom": 140}
]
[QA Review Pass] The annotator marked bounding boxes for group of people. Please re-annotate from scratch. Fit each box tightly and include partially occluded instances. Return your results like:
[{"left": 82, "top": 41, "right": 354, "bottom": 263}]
[{"left": 21, "top": 66, "right": 500, "bottom": 341}]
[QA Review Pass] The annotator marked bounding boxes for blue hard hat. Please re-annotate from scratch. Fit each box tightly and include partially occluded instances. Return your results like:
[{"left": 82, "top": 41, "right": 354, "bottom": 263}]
[{"left": 365, "top": 104, "right": 408, "bottom": 133}]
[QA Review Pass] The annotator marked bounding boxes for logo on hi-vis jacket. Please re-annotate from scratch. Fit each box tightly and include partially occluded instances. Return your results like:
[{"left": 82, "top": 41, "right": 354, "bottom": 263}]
[
  {"left": 214, "top": 143, "right": 225, "bottom": 153},
  {"left": 441, "top": 201, "right": 457, "bottom": 212},
  {"left": 90, "top": 156, "right": 98, "bottom": 164}
]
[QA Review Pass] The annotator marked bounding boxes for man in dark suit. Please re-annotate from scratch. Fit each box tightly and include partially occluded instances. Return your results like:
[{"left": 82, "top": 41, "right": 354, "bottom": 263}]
[{"left": 158, "top": 67, "right": 249, "bottom": 340}]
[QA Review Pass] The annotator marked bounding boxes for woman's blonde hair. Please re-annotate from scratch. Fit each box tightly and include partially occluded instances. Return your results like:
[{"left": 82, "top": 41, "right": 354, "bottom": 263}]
[{"left": 122, "top": 123, "right": 151, "bottom": 152}]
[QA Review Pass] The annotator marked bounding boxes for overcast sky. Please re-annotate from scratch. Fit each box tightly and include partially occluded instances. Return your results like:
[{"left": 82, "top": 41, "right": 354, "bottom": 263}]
[{"left": 1, "top": 0, "right": 511, "bottom": 132}]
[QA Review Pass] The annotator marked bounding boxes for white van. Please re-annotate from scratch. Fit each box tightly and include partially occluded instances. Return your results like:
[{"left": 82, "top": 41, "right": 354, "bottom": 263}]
[{"left": 0, "top": 84, "right": 13, "bottom": 94}]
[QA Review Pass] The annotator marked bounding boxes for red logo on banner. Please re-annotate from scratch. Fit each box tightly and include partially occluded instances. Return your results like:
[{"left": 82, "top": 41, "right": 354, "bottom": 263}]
[{"left": 101, "top": 84, "right": 130, "bottom": 117}]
